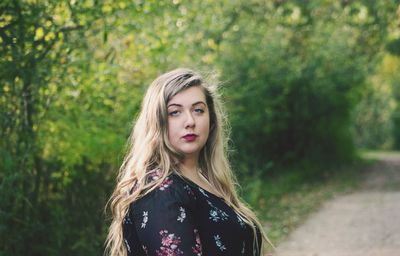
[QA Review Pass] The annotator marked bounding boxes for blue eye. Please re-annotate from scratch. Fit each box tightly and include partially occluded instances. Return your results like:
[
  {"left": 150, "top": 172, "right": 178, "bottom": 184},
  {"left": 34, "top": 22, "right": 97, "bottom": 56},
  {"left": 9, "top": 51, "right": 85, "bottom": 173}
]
[
  {"left": 194, "top": 108, "right": 204, "bottom": 113},
  {"left": 169, "top": 110, "right": 180, "bottom": 116}
]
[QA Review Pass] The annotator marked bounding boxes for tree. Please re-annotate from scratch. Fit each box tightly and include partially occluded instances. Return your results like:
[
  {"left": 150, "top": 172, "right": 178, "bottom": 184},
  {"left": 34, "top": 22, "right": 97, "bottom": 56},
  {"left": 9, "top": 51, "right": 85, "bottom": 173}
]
[
  {"left": 217, "top": 0, "right": 398, "bottom": 175},
  {"left": 0, "top": 0, "right": 106, "bottom": 254}
]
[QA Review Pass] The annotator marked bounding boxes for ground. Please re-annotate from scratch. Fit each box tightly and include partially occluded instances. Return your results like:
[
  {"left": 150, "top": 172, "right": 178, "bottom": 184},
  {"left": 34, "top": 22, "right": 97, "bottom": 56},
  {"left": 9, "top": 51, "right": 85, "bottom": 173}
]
[{"left": 273, "top": 151, "right": 400, "bottom": 256}]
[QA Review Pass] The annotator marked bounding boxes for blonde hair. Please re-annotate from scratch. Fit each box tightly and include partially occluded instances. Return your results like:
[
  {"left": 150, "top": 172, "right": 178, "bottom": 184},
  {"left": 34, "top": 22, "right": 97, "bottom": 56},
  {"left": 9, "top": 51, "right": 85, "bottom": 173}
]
[{"left": 105, "top": 68, "right": 271, "bottom": 255}]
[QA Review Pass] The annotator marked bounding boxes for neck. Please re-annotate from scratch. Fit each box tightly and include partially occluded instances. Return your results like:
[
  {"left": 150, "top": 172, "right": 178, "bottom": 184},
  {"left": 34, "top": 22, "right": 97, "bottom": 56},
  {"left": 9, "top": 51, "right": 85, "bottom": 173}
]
[{"left": 180, "top": 155, "right": 201, "bottom": 180}]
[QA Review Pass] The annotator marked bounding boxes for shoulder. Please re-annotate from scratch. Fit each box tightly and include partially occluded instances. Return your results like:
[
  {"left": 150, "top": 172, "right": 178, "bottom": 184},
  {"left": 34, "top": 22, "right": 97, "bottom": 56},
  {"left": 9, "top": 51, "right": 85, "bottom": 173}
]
[{"left": 131, "top": 172, "right": 194, "bottom": 212}]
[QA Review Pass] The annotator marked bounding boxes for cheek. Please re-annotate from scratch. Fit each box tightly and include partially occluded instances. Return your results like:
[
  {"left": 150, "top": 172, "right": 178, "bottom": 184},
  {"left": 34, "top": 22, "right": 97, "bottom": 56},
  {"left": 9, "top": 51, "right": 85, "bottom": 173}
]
[
  {"left": 167, "top": 120, "right": 178, "bottom": 141},
  {"left": 167, "top": 119, "right": 172, "bottom": 141},
  {"left": 203, "top": 117, "right": 211, "bottom": 137}
]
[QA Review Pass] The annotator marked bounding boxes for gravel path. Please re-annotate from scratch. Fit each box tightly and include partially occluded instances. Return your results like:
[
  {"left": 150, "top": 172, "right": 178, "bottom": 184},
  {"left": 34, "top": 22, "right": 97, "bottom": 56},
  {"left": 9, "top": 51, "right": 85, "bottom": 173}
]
[{"left": 274, "top": 152, "right": 400, "bottom": 256}]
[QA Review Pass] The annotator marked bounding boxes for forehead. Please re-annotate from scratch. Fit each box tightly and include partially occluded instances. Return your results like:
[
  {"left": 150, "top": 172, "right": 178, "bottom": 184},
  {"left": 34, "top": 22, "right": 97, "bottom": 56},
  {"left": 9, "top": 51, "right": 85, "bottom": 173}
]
[{"left": 167, "top": 86, "right": 206, "bottom": 105}]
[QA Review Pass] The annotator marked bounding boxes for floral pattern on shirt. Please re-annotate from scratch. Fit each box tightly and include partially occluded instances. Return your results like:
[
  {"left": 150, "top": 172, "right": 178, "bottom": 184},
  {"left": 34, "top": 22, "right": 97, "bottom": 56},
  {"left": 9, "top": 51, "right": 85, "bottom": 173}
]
[
  {"left": 214, "top": 234, "right": 227, "bottom": 251},
  {"left": 123, "top": 215, "right": 133, "bottom": 225},
  {"left": 146, "top": 170, "right": 173, "bottom": 191},
  {"left": 141, "top": 211, "right": 148, "bottom": 228},
  {"left": 198, "top": 187, "right": 209, "bottom": 198},
  {"left": 159, "top": 177, "right": 173, "bottom": 191},
  {"left": 177, "top": 207, "right": 186, "bottom": 223},
  {"left": 142, "top": 245, "right": 148, "bottom": 255},
  {"left": 122, "top": 174, "right": 262, "bottom": 256},
  {"left": 156, "top": 230, "right": 183, "bottom": 256},
  {"left": 207, "top": 200, "right": 229, "bottom": 222},
  {"left": 148, "top": 170, "right": 162, "bottom": 181},
  {"left": 184, "top": 184, "right": 196, "bottom": 198},
  {"left": 192, "top": 229, "right": 202, "bottom": 255}
]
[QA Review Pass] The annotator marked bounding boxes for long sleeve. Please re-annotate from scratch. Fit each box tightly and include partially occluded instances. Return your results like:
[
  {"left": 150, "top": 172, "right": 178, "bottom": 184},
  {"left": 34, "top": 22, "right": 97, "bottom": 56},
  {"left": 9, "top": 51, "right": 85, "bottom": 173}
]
[{"left": 124, "top": 176, "right": 202, "bottom": 256}]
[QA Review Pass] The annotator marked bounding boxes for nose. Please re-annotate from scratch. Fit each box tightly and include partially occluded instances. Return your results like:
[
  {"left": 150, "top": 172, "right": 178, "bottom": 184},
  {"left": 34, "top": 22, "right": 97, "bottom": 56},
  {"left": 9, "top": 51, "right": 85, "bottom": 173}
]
[{"left": 184, "top": 111, "right": 195, "bottom": 128}]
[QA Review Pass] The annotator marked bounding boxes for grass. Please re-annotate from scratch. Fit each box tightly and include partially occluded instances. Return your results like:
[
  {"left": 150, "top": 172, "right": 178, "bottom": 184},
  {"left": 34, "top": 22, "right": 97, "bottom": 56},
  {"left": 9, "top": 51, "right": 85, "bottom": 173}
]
[
  {"left": 359, "top": 149, "right": 400, "bottom": 160},
  {"left": 242, "top": 156, "right": 374, "bottom": 253}
]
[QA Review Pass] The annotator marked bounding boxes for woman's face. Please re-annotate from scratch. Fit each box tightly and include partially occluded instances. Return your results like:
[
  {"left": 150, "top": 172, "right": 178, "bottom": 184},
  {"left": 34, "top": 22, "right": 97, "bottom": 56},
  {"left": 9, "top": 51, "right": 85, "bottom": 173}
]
[{"left": 167, "top": 86, "right": 210, "bottom": 159}]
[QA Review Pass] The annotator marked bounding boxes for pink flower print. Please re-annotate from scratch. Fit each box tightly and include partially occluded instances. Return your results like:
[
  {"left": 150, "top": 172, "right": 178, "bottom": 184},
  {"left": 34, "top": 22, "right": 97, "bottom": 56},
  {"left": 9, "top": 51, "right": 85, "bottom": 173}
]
[
  {"left": 192, "top": 229, "right": 202, "bottom": 255},
  {"left": 160, "top": 232, "right": 173, "bottom": 246},
  {"left": 142, "top": 245, "right": 148, "bottom": 255},
  {"left": 148, "top": 170, "right": 161, "bottom": 180},
  {"left": 156, "top": 230, "right": 183, "bottom": 256},
  {"left": 159, "top": 177, "right": 173, "bottom": 191}
]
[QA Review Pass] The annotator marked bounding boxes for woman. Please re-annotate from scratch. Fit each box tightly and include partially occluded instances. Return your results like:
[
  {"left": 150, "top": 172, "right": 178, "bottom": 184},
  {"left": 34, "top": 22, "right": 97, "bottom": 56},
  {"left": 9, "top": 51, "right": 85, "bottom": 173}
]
[{"left": 105, "top": 68, "right": 271, "bottom": 255}]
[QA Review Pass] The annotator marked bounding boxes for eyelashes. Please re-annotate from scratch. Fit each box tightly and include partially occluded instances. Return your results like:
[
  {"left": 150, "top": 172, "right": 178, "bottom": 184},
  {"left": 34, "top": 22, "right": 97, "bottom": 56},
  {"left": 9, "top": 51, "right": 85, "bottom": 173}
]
[
  {"left": 168, "top": 108, "right": 205, "bottom": 117},
  {"left": 168, "top": 110, "right": 179, "bottom": 116}
]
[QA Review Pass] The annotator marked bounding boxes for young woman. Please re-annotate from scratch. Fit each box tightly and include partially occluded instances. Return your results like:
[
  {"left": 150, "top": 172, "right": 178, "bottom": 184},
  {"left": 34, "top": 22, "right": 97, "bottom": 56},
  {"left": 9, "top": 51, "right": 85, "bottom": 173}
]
[{"left": 105, "top": 68, "right": 270, "bottom": 256}]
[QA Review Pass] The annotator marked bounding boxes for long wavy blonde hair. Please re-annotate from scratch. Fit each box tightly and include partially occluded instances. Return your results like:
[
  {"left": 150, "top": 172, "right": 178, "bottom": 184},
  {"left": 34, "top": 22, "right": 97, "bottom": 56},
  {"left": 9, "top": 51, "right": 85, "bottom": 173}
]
[{"left": 105, "top": 68, "right": 271, "bottom": 255}]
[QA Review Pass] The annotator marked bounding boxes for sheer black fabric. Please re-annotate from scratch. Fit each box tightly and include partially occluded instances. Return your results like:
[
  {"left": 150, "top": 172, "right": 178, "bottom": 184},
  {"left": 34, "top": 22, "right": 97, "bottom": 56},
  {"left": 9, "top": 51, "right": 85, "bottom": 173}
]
[{"left": 122, "top": 173, "right": 262, "bottom": 256}]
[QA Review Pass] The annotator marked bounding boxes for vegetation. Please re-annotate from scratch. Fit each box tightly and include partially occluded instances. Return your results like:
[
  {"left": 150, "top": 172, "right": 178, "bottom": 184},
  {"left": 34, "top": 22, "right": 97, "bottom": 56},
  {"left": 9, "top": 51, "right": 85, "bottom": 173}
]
[{"left": 1, "top": 0, "right": 399, "bottom": 255}]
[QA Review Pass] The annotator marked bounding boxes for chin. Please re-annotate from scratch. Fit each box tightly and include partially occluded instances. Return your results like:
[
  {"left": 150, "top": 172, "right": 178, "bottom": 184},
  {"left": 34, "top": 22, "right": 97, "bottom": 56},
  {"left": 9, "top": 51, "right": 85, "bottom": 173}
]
[
  {"left": 179, "top": 147, "right": 201, "bottom": 155},
  {"left": 181, "top": 149, "right": 200, "bottom": 155}
]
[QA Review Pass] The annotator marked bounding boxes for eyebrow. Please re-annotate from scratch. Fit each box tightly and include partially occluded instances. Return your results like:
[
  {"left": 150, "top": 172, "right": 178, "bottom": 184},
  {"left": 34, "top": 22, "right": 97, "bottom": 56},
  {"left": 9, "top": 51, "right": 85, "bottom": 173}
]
[{"left": 167, "top": 101, "right": 206, "bottom": 108}]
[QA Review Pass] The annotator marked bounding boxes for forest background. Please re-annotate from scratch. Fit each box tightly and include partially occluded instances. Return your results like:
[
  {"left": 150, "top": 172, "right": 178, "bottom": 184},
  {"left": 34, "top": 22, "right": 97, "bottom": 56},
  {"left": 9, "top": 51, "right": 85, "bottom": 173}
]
[{"left": 1, "top": 0, "right": 400, "bottom": 255}]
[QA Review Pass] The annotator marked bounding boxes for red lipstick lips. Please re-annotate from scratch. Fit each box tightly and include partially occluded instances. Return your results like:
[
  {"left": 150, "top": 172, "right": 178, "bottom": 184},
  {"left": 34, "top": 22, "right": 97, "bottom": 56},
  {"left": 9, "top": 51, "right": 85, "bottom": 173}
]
[{"left": 183, "top": 134, "right": 197, "bottom": 142}]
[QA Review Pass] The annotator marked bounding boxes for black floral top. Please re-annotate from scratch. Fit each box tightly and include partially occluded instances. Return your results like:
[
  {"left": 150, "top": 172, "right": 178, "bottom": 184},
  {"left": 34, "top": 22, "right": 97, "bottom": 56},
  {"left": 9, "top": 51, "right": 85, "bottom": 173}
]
[{"left": 122, "top": 172, "right": 262, "bottom": 256}]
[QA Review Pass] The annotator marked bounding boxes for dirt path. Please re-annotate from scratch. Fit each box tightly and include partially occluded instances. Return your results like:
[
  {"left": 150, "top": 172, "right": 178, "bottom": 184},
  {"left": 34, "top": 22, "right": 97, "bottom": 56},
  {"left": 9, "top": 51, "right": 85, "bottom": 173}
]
[{"left": 273, "top": 152, "right": 400, "bottom": 256}]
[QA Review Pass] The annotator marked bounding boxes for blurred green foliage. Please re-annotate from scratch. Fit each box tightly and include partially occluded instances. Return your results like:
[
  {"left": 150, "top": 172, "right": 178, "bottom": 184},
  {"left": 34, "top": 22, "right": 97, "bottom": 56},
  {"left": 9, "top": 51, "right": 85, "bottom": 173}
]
[
  {"left": 353, "top": 56, "right": 397, "bottom": 149},
  {"left": 1, "top": 0, "right": 399, "bottom": 255}
]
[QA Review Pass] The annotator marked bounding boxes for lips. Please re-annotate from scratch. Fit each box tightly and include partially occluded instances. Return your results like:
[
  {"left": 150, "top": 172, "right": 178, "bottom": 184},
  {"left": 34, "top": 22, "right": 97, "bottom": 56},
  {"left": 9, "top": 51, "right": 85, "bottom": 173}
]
[{"left": 182, "top": 134, "right": 197, "bottom": 142}]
